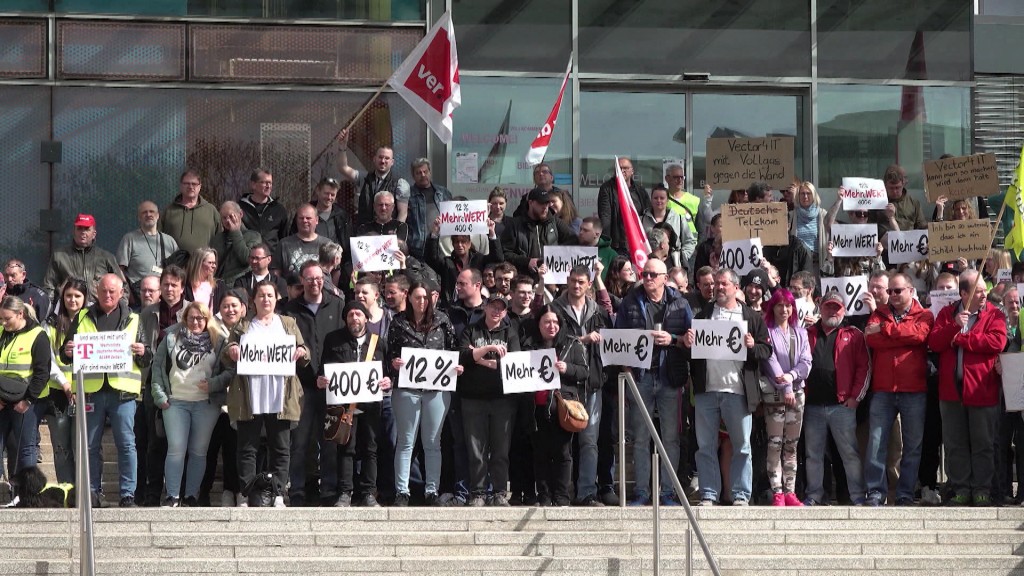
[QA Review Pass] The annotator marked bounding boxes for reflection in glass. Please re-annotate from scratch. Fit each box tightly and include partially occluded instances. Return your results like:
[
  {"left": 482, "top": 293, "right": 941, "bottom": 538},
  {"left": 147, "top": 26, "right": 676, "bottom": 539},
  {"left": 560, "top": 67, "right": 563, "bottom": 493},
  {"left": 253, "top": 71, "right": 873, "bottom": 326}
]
[
  {"left": 51, "top": 0, "right": 424, "bottom": 20},
  {"left": 455, "top": 0, "right": 571, "bottom": 72}
]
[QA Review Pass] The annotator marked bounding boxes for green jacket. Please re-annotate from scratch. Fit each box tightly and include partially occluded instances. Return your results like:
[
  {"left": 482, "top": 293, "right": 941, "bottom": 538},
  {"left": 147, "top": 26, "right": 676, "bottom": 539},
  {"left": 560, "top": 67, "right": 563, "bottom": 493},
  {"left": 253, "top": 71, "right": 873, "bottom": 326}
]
[
  {"left": 221, "top": 315, "right": 309, "bottom": 423},
  {"left": 161, "top": 195, "right": 222, "bottom": 255},
  {"left": 209, "top": 227, "right": 263, "bottom": 285},
  {"left": 43, "top": 243, "right": 124, "bottom": 301}
]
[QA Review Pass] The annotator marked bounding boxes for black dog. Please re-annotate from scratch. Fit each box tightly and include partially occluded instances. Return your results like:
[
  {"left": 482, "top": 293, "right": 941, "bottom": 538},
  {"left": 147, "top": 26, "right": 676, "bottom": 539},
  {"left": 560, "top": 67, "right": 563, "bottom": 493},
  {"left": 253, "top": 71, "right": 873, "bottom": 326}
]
[{"left": 13, "top": 466, "right": 75, "bottom": 508}]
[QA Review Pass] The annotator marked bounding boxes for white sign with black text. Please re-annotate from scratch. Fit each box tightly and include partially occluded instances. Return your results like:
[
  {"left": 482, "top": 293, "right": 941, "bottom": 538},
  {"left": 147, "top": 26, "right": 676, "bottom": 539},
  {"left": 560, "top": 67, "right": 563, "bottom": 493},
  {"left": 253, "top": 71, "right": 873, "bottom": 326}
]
[
  {"left": 999, "top": 353, "right": 1024, "bottom": 412},
  {"left": 599, "top": 329, "right": 653, "bottom": 369},
  {"left": 928, "top": 289, "right": 960, "bottom": 318},
  {"left": 690, "top": 319, "right": 748, "bottom": 362},
  {"left": 543, "top": 246, "right": 598, "bottom": 285},
  {"left": 350, "top": 235, "right": 403, "bottom": 273},
  {"left": 399, "top": 348, "right": 459, "bottom": 392},
  {"left": 887, "top": 229, "right": 929, "bottom": 265},
  {"left": 439, "top": 200, "right": 489, "bottom": 236},
  {"left": 820, "top": 275, "right": 870, "bottom": 316},
  {"left": 73, "top": 331, "right": 133, "bottom": 374},
  {"left": 841, "top": 177, "right": 888, "bottom": 210},
  {"left": 323, "top": 361, "right": 384, "bottom": 405},
  {"left": 720, "top": 237, "right": 763, "bottom": 277},
  {"left": 830, "top": 223, "right": 879, "bottom": 258},
  {"left": 237, "top": 333, "right": 297, "bottom": 377},
  {"left": 501, "top": 349, "right": 560, "bottom": 394}
]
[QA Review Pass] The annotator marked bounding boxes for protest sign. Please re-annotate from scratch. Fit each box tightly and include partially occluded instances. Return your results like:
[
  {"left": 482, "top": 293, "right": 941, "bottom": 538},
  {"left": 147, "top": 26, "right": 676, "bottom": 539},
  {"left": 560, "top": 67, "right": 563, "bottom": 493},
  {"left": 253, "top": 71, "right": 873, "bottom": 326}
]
[
  {"left": 501, "top": 349, "right": 560, "bottom": 394},
  {"left": 691, "top": 319, "right": 748, "bottom": 361},
  {"left": 1018, "top": 283, "right": 1024, "bottom": 310},
  {"left": 997, "top": 268, "right": 1012, "bottom": 283},
  {"left": 237, "top": 333, "right": 296, "bottom": 377},
  {"left": 399, "top": 348, "right": 459, "bottom": 392},
  {"left": 599, "top": 329, "right": 653, "bottom": 369},
  {"left": 928, "top": 289, "right": 960, "bottom": 318},
  {"left": 795, "top": 299, "right": 817, "bottom": 324},
  {"left": 439, "top": 200, "right": 488, "bottom": 236},
  {"left": 705, "top": 136, "right": 795, "bottom": 190},
  {"left": 720, "top": 237, "right": 763, "bottom": 277},
  {"left": 323, "top": 361, "right": 384, "bottom": 405},
  {"left": 350, "top": 235, "right": 402, "bottom": 273},
  {"left": 923, "top": 153, "right": 999, "bottom": 202},
  {"left": 841, "top": 177, "right": 888, "bottom": 210},
  {"left": 830, "top": 223, "right": 879, "bottom": 258},
  {"left": 820, "top": 275, "right": 870, "bottom": 316},
  {"left": 926, "top": 220, "right": 991, "bottom": 262},
  {"left": 73, "top": 331, "right": 132, "bottom": 374},
  {"left": 543, "top": 246, "right": 598, "bottom": 284},
  {"left": 720, "top": 202, "right": 789, "bottom": 246},
  {"left": 887, "top": 229, "right": 929, "bottom": 265},
  {"left": 999, "top": 353, "right": 1024, "bottom": 412}
]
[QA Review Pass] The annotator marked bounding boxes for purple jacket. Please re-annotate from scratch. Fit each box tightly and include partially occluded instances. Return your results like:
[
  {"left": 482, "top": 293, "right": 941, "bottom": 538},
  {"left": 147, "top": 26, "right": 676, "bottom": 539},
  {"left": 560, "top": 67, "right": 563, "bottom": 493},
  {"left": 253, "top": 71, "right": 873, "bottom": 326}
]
[{"left": 761, "top": 324, "right": 812, "bottom": 395}]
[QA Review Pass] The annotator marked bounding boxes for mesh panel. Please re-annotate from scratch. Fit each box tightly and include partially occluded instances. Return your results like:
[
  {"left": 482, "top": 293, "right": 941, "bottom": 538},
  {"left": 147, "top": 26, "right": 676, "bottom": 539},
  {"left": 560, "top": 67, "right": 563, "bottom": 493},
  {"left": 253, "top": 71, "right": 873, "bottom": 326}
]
[
  {"left": 57, "top": 20, "right": 186, "bottom": 80},
  {"left": 0, "top": 19, "right": 46, "bottom": 79},
  {"left": 190, "top": 23, "right": 422, "bottom": 84}
]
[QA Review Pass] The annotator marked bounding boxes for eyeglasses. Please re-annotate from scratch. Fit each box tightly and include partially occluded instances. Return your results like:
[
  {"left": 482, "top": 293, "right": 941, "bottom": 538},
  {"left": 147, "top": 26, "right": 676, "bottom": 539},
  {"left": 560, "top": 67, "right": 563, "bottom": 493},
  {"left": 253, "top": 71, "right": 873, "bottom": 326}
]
[
  {"left": 181, "top": 181, "right": 201, "bottom": 187},
  {"left": 186, "top": 316, "right": 207, "bottom": 323},
  {"left": 641, "top": 271, "right": 665, "bottom": 279},
  {"left": 318, "top": 177, "right": 339, "bottom": 187},
  {"left": 886, "top": 288, "right": 906, "bottom": 295},
  {"left": 667, "top": 174, "right": 685, "bottom": 180},
  {"left": 303, "top": 276, "right": 324, "bottom": 283}
]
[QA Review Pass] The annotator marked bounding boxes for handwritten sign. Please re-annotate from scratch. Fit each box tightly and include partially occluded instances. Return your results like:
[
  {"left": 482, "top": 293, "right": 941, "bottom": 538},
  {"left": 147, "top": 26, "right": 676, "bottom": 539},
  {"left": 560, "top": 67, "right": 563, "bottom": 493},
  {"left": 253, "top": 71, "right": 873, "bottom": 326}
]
[
  {"left": 439, "top": 200, "right": 488, "bottom": 236},
  {"left": 830, "top": 223, "right": 878, "bottom": 258},
  {"left": 501, "top": 349, "right": 560, "bottom": 394},
  {"left": 928, "top": 289, "right": 960, "bottom": 318},
  {"left": 720, "top": 237, "right": 763, "bottom": 277},
  {"left": 926, "top": 219, "right": 991, "bottom": 262},
  {"left": 599, "top": 329, "right": 653, "bottom": 369},
  {"left": 399, "top": 348, "right": 459, "bottom": 392},
  {"left": 796, "top": 299, "right": 817, "bottom": 324},
  {"left": 997, "top": 268, "right": 1012, "bottom": 283},
  {"left": 720, "top": 202, "right": 789, "bottom": 246},
  {"left": 323, "top": 361, "right": 383, "bottom": 405},
  {"left": 237, "top": 333, "right": 296, "bottom": 376},
  {"left": 999, "top": 353, "right": 1024, "bottom": 412},
  {"left": 820, "top": 275, "right": 870, "bottom": 316},
  {"left": 841, "top": 178, "right": 888, "bottom": 210},
  {"left": 691, "top": 319, "right": 748, "bottom": 361},
  {"left": 543, "top": 246, "right": 598, "bottom": 284},
  {"left": 923, "top": 153, "right": 1000, "bottom": 202},
  {"left": 350, "top": 235, "right": 402, "bottom": 273},
  {"left": 887, "top": 229, "right": 929, "bottom": 265},
  {"left": 705, "top": 137, "right": 795, "bottom": 189},
  {"left": 73, "top": 331, "right": 132, "bottom": 374}
]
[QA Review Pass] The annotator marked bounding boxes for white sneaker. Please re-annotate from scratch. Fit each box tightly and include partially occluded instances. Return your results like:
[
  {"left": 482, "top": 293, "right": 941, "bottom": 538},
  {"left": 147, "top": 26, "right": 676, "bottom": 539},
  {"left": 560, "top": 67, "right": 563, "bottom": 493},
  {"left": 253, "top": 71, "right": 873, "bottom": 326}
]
[
  {"left": 220, "top": 491, "right": 235, "bottom": 508},
  {"left": 273, "top": 495, "right": 286, "bottom": 508},
  {"left": 921, "top": 487, "right": 941, "bottom": 506},
  {"left": 236, "top": 493, "right": 247, "bottom": 507},
  {"left": 4, "top": 495, "right": 19, "bottom": 508}
]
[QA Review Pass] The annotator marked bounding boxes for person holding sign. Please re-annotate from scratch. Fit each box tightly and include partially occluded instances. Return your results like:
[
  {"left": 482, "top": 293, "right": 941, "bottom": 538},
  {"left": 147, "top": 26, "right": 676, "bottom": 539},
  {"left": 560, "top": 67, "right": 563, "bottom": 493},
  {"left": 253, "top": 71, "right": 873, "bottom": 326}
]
[
  {"left": 426, "top": 214, "right": 503, "bottom": 307},
  {"left": 0, "top": 296, "right": 51, "bottom": 480},
  {"left": 681, "top": 269, "right": 772, "bottom": 507},
  {"left": 385, "top": 281, "right": 462, "bottom": 507},
  {"left": 458, "top": 295, "right": 521, "bottom": 506},
  {"left": 927, "top": 270, "right": 1007, "bottom": 506},
  {"left": 502, "top": 188, "right": 575, "bottom": 283},
  {"left": 317, "top": 300, "right": 392, "bottom": 507},
  {"left": 150, "top": 302, "right": 229, "bottom": 508},
  {"left": 867, "top": 164, "right": 926, "bottom": 238},
  {"left": 527, "top": 305, "right": 588, "bottom": 508},
  {"left": 355, "top": 191, "right": 410, "bottom": 243},
  {"left": 615, "top": 258, "right": 693, "bottom": 506},
  {"left": 760, "top": 289, "right": 812, "bottom": 506},
  {"left": 223, "top": 280, "right": 309, "bottom": 507},
  {"left": 60, "top": 274, "right": 149, "bottom": 507}
]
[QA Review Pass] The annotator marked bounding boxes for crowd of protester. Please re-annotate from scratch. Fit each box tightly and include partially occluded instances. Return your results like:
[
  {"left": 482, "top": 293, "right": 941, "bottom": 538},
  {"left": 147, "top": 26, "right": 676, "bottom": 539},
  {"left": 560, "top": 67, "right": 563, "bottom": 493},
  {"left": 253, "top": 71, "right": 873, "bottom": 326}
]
[{"left": 0, "top": 141, "right": 1021, "bottom": 511}]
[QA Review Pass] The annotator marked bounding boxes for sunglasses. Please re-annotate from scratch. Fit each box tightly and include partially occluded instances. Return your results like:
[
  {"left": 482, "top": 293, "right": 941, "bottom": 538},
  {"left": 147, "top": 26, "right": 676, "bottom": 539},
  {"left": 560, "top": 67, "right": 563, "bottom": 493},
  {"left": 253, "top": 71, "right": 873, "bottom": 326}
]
[
  {"left": 886, "top": 288, "right": 906, "bottom": 295},
  {"left": 641, "top": 271, "right": 665, "bottom": 279}
]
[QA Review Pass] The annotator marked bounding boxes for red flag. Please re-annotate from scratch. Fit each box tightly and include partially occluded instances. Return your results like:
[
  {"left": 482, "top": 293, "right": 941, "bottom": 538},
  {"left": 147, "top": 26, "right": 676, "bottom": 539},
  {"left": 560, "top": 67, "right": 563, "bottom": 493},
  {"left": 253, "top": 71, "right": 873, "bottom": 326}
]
[
  {"left": 387, "top": 11, "right": 461, "bottom": 143},
  {"left": 896, "top": 30, "right": 927, "bottom": 165},
  {"left": 614, "top": 157, "right": 651, "bottom": 270},
  {"left": 478, "top": 100, "right": 512, "bottom": 183},
  {"left": 525, "top": 56, "right": 571, "bottom": 166}
]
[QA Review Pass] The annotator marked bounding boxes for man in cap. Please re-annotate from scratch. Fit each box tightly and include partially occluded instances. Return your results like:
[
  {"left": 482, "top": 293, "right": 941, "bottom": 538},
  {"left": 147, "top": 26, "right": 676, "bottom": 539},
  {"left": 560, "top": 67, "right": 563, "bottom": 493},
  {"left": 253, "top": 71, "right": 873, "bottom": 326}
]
[
  {"left": 741, "top": 268, "right": 772, "bottom": 313},
  {"left": 501, "top": 188, "right": 575, "bottom": 282},
  {"left": 43, "top": 213, "right": 124, "bottom": 302}
]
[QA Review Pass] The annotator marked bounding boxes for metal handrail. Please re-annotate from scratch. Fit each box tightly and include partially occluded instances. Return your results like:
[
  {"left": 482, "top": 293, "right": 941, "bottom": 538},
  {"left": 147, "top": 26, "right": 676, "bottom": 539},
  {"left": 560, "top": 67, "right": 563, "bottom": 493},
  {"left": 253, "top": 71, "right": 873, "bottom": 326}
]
[
  {"left": 75, "top": 370, "right": 96, "bottom": 576},
  {"left": 617, "top": 372, "right": 721, "bottom": 576}
]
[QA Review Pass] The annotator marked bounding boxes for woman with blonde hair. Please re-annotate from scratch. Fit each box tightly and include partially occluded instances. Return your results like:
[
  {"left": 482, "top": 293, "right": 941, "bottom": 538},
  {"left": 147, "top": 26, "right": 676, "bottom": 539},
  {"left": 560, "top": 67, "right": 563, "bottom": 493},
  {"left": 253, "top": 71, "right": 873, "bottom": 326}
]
[
  {"left": 0, "top": 295, "right": 51, "bottom": 482},
  {"left": 185, "top": 247, "right": 226, "bottom": 311},
  {"left": 789, "top": 181, "right": 827, "bottom": 268}
]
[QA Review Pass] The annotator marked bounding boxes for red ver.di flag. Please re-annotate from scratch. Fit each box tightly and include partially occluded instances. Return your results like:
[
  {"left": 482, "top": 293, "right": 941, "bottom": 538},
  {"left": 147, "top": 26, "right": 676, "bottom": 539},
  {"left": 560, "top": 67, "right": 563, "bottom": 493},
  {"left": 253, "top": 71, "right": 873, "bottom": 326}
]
[
  {"left": 525, "top": 56, "right": 572, "bottom": 166},
  {"left": 387, "top": 11, "right": 461, "bottom": 143},
  {"left": 614, "top": 157, "right": 651, "bottom": 269}
]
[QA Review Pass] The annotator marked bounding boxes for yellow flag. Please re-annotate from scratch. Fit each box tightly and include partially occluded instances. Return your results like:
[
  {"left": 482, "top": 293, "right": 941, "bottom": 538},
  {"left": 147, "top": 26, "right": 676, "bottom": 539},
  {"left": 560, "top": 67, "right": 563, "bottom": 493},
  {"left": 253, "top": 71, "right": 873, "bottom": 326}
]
[{"left": 1004, "top": 145, "right": 1024, "bottom": 257}]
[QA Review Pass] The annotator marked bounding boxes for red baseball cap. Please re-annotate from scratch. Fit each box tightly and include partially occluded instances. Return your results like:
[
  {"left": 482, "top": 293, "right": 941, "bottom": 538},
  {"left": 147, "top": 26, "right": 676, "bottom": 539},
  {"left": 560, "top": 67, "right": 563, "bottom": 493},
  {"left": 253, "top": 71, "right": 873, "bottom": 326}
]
[{"left": 74, "top": 213, "right": 96, "bottom": 228}]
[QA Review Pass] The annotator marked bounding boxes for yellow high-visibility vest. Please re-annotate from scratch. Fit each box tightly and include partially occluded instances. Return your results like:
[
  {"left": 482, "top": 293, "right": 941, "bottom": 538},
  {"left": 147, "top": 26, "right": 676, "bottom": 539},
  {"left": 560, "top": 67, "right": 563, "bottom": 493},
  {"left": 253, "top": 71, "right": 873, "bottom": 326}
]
[
  {"left": 72, "top": 310, "right": 142, "bottom": 395},
  {"left": 0, "top": 325, "right": 44, "bottom": 399}
]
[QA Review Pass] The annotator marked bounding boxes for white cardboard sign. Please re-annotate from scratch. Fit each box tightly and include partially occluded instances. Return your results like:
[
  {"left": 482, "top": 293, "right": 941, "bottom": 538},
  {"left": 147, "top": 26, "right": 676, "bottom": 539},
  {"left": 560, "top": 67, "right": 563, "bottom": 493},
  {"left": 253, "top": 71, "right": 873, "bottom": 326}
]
[
  {"left": 928, "top": 289, "right": 960, "bottom": 318},
  {"left": 887, "top": 229, "right": 929, "bottom": 265},
  {"left": 501, "top": 349, "right": 560, "bottom": 394},
  {"left": 323, "top": 361, "right": 384, "bottom": 405},
  {"left": 73, "top": 331, "right": 133, "bottom": 374},
  {"left": 439, "top": 200, "right": 489, "bottom": 236},
  {"left": 350, "top": 235, "right": 403, "bottom": 273},
  {"left": 237, "top": 333, "right": 297, "bottom": 376},
  {"left": 720, "top": 237, "right": 763, "bottom": 277},
  {"left": 841, "top": 177, "right": 888, "bottom": 210},
  {"left": 999, "top": 353, "right": 1024, "bottom": 412},
  {"left": 796, "top": 299, "right": 817, "bottom": 324},
  {"left": 830, "top": 223, "right": 879, "bottom": 258},
  {"left": 399, "top": 348, "right": 459, "bottom": 392},
  {"left": 820, "top": 275, "right": 871, "bottom": 316},
  {"left": 691, "top": 319, "right": 748, "bottom": 361},
  {"left": 599, "top": 329, "right": 653, "bottom": 369},
  {"left": 543, "top": 246, "right": 599, "bottom": 285}
]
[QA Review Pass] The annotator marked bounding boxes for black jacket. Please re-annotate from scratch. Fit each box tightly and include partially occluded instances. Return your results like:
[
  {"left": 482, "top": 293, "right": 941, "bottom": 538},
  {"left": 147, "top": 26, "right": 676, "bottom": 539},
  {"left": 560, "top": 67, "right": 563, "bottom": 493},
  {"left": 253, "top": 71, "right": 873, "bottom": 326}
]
[
  {"left": 457, "top": 316, "right": 520, "bottom": 400},
  {"left": 426, "top": 235, "right": 504, "bottom": 305},
  {"left": 501, "top": 214, "right": 576, "bottom": 278},
  {"left": 385, "top": 311, "right": 457, "bottom": 386},
  {"left": 597, "top": 177, "right": 649, "bottom": 252},
  {"left": 445, "top": 299, "right": 485, "bottom": 339},
  {"left": 761, "top": 235, "right": 812, "bottom": 288},
  {"left": 283, "top": 292, "right": 346, "bottom": 386},
  {"left": 8, "top": 282, "right": 51, "bottom": 322},
  {"left": 240, "top": 194, "right": 291, "bottom": 270},
  {"left": 615, "top": 284, "right": 693, "bottom": 387},
  {"left": 550, "top": 294, "right": 611, "bottom": 392},
  {"left": 320, "top": 328, "right": 386, "bottom": 366},
  {"left": 523, "top": 329, "right": 588, "bottom": 402}
]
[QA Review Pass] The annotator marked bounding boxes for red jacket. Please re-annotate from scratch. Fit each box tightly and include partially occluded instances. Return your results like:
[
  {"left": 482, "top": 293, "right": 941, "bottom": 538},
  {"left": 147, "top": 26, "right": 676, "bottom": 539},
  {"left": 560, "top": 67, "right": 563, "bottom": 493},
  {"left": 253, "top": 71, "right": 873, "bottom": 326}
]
[
  {"left": 806, "top": 323, "right": 871, "bottom": 404},
  {"left": 927, "top": 301, "right": 1007, "bottom": 407},
  {"left": 865, "top": 300, "right": 933, "bottom": 394}
]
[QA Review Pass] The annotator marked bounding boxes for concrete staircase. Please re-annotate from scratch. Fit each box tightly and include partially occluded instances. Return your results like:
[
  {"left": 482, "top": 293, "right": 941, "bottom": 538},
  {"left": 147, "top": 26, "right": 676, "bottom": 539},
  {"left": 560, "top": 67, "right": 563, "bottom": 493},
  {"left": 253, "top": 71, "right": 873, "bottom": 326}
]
[{"left": 3, "top": 506, "right": 1024, "bottom": 575}]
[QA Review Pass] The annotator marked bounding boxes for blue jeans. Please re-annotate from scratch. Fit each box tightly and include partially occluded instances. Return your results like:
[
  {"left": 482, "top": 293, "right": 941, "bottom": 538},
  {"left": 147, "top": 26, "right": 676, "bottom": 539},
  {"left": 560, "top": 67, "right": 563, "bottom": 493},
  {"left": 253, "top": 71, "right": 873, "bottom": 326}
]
[
  {"left": 393, "top": 388, "right": 450, "bottom": 495},
  {"left": 865, "top": 391, "right": 926, "bottom": 502},
  {"left": 162, "top": 399, "right": 221, "bottom": 499},
  {"left": 694, "top": 391, "right": 752, "bottom": 503},
  {"left": 86, "top": 388, "right": 137, "bottom": 497},
  {"left": 0, "top": 402, "right": 38, "bottom": 475},
  {"left": 803, "top": 404, "right": 864, "bottom": 503},
  {"left": 631, "top": 373, "right": 681, "bottom": 499},
  {"left": 576, "top": 390, "right": 602, "bottom": 500}
]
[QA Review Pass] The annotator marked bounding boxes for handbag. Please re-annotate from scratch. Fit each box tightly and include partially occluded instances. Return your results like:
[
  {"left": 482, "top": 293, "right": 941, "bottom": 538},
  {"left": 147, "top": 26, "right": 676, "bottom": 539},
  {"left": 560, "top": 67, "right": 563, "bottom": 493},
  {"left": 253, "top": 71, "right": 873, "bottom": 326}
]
[
  {"left": 760, "top": 329, "right": 797, "bottom": 405},
  {"left": 324, "top": 334, "right": 378, "bottom": 445},
  {"left": 0, "top": 374, "right": 29, "bottom": 403},
  {"left": 554, "top": 391, "right": 589, "bottom": 433}
]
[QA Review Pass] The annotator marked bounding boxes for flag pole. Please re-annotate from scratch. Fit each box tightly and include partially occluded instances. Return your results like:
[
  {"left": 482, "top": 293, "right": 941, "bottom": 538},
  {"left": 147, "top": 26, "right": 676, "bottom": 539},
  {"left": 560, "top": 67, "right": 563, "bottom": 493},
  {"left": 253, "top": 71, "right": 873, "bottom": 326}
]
[
  {"left": 310, "top": 79, "right": 390, "bottom": 169},
  {"left": 963, "top": 198, "right": 1010, "bottom": 314}
]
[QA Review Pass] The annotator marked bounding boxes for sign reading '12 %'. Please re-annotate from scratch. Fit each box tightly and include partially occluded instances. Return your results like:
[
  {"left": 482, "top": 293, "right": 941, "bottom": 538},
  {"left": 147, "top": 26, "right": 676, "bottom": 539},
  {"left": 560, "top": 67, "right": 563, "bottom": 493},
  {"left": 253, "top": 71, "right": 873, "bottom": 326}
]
[{"left": 399, "top": 348, "right": 459, "bottom": 392}]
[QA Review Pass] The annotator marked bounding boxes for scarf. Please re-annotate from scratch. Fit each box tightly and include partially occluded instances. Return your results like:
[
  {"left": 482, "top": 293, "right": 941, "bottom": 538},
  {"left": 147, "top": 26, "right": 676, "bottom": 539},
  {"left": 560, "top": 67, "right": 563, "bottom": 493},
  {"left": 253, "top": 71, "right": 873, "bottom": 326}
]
[{"left": 794, "top": 204, "right": 819, "bottom": 254}]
